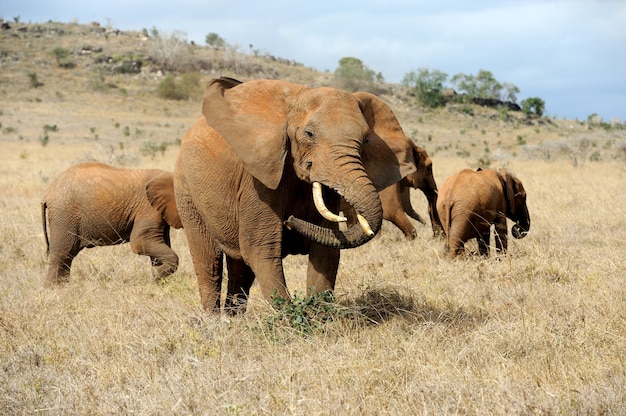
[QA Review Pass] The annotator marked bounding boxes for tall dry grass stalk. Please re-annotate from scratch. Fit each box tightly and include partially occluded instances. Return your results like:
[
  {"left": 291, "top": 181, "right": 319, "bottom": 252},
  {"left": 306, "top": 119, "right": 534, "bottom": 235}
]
[{"left": 1, "top": 138, "right": 625, "bottom": 414}]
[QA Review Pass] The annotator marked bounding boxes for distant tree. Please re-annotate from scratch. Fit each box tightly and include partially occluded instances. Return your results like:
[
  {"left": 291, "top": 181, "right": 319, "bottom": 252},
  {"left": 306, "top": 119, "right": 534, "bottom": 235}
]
[
  {"left": 521, "top": 97, "right": 545, "bottom": 117},
  {"left": 333, "top": 57, "right": 379, "bottom": 93},
  {"left": 205, "top": 32, "right": 226, "bottom": 50},
  {"left": 402, "top": 68, "right": 449, "bottom": 108},
  {"left": 150, "top": 28, "right": 191, "bottom": 72},
  {"left": 451, "top": 69, "right": 518, "bottom": 103},
  {"left": 502, "top": 82, "right": 520, "bottom": 103}
]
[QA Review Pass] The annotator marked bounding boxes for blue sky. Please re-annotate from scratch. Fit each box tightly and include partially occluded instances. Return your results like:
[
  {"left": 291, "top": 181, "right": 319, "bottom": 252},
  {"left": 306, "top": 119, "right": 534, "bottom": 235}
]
[{"left": 3, "top": 0, "right": 625, "bottom": 121}]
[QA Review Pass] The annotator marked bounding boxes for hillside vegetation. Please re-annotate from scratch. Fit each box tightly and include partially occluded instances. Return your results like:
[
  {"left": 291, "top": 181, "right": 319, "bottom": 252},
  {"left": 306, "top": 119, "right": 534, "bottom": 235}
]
[{"left": 1, "top": 20, "right": 626, "bottom": 414}]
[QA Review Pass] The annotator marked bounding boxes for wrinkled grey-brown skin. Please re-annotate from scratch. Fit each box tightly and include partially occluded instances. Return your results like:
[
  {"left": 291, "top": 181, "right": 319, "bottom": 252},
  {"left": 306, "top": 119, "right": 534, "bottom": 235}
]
[
  {"left": 436, "top": 168, "right": 530, "bottom": 257},
  {"left": 148, "top": 78, "right": 416, "bottom": 313},
  {"left": 378, "top": 142, "right": 443, "bottom": 240},
  {"left": 41, "top": 162, "right": 182, "bottom": 287}
]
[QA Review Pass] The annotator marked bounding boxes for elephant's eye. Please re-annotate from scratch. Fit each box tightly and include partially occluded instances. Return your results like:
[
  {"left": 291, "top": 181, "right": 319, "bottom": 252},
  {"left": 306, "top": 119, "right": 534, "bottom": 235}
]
[{"left": 304, "top": 129, "right": 315, "bottom": 140}]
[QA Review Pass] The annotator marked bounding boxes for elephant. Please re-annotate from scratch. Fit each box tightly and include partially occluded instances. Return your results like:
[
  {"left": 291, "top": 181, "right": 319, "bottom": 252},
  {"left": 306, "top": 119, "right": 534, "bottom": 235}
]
[
  {"left": 436, "top": 167, "right": 530, "bottom": 257},
  {"left": 41, "top": 162, "right": 182, "bottom": 287},
  {"left": 376, "top": 141, "right": 443, "bottom": 239},
  {"left": 147, "top": 77, "right": 416, "bottom": 313}
]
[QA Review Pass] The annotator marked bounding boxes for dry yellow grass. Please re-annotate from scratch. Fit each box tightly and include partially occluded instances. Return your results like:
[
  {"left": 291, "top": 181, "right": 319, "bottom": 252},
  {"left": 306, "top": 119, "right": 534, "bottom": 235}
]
[{"left": 1, "top": 21, "right": 626, "bottom": 415}]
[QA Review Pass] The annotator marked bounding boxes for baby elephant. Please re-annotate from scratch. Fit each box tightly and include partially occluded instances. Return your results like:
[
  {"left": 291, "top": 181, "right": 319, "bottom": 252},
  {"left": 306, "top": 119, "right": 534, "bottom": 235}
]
[
  {"left": 436, "top": 168, "right": 530, "bottom": 257},
  {"left": 41, "top": 162, "right": 182, "bottom": 287}
]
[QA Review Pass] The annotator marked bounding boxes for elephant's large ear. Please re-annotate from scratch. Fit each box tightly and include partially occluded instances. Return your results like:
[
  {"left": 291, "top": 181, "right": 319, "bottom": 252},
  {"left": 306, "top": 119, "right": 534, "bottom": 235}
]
[
  {"left": 146, "top": 172, "right": 183, "bottom": 229},
  {"left": 499, "top": 168, "right": 517, "bottom": 218},
  {"left": 354, "top": 92, "right": 416, "bottom": 191},
  {"left": 202, "top": 78, "right": 304, "bottom": 190}
]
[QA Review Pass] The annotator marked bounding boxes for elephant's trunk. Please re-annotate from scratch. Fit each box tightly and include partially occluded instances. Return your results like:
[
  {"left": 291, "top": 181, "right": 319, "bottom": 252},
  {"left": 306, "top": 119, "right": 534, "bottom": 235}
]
[
  {"left": 425, "top": 189, "right": 443, "bottom": 236},
  {"left": 285, "top": 168, "right": 383, "bottom": 249},
  {"left": 512, "top": 206, "right": 530, "bottom": 239}
]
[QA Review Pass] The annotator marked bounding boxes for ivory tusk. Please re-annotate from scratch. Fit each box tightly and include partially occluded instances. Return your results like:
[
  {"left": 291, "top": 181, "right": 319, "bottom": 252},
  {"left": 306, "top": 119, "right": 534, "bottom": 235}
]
[
  {"left": 338, "top": 211, "right": 347, "bottom": 232},
  {"left": 312, "top": 182, "right": 347, "bottom": 223},
  {"left": 357, "top": 214, "right": 374, "bottom": 236}
]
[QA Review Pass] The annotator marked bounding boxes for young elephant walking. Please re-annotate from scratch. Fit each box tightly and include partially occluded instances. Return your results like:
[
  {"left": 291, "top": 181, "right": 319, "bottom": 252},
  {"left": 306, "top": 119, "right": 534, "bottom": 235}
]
[
  {"left": 41, "top": 162, "right": 182, "bottom": 286},
  {"left": 436, "top": 168, "right": 530, "bottom": 257}
]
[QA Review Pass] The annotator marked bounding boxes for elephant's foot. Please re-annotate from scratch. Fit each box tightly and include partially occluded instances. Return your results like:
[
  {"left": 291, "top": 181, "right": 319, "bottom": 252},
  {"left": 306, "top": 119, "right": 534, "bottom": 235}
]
[
  {"left": 43, "top": 270, "right": 70, "bottom": 287},
  {"left": 150, "top": 257, "right": 179, "bottom": 282},
  {"left": 224, "top": 294, "right": 249, "bottom": 316}
]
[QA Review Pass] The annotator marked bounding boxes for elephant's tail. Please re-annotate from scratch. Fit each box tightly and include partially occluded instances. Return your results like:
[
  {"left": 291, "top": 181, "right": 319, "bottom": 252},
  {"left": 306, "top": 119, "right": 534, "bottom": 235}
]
[{"left": 41, "top": 201, "right": 50, "bottom": 257}]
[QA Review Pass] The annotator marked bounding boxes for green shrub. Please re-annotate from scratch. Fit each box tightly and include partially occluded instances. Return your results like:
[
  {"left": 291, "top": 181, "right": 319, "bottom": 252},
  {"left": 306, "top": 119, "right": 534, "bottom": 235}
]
[
  {"left": 267, "top": 290, "right": 341, "bottom": 335},
  {"left": 50, "top": 46, "right": 75, "bottom": 68},
  {"left": 157, "top": 72, "right": 201, "bottom": 100},
  {"left": 140, "top": 141, "right": 170, "bottom": 158},
  {"left": 27, "top": 72, "right": 43, "bottom": 88}
]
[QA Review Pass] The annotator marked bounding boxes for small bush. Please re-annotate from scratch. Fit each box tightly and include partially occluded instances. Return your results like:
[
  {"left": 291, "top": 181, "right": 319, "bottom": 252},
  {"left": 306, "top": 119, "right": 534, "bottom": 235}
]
[
  {"left": 27, "top": 72, "right": 43, "bottom": 88},
  {"left": 50, "top": 46, "right": 75, "bottom": 68},
  {"left": 140, "top": 141, "right": 170, "bottom": 158},
  {"left": 266, "top": 290, "right": 341, "bottom": 335},
  {"left": 157, "top": 72, "right": 201, "bottom": 100}
]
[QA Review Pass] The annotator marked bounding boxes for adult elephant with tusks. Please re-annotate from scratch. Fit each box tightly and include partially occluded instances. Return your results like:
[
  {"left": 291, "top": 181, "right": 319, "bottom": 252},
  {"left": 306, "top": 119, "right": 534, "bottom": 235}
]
[{"left": 148, "top": 77, "right": 416, "bottom": 313}]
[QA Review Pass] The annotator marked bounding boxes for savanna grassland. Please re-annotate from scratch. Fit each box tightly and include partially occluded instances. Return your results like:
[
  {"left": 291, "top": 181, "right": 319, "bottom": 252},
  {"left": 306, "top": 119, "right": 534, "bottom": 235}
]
[{"left": 1, "top": 21, "right": 626, "bottom": 415}]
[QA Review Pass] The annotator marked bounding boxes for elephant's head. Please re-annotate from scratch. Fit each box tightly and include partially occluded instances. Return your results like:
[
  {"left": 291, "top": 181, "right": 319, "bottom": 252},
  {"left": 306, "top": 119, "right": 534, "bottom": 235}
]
[
  {"left": 405, "top": 142, "right": 443, "bottom": 235},
  {"left": 498, "top": 168, "right": 530, "bottom": 239},
  {"left": 202, "top": 78, "right": 415, "bottom": 248},
  {"left": 145, "top": 171, "right": 183, "bottom": 229}
]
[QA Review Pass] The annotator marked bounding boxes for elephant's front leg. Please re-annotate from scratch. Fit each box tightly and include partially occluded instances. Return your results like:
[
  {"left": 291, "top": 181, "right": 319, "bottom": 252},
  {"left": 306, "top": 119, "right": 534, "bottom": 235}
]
[
  {"left": 494, "top": 215, "right": 508, "bottom": 254},
  {"left": 306, "top": 243, "right": 340, "bottom": 295},
  {"left": 183, "top": 223, "right": 224, "bottom": 312},
  {"left": 224, "top": 256, "right": 255, "bottom": 315},
  {"left": 130, "top": 223, "right": 179, "bottom": 281}
]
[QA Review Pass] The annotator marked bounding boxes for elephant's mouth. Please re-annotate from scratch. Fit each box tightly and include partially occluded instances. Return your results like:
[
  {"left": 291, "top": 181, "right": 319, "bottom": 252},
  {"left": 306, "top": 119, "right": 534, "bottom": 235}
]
[
  {"left": 284, "top": 181, "right": 377, "bottom": 249},
  {"left": 311, "top": 182, "right": 374, "bottom": 237},
  {"left": 512, "top": 223, "right": 528, "bottom": 239}
]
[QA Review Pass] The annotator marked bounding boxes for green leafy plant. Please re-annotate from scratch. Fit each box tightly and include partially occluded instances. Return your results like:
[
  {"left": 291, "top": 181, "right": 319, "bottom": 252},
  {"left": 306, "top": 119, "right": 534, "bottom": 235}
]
[{"left": 266, "top": 290, "right": 341, "bottom": 335}]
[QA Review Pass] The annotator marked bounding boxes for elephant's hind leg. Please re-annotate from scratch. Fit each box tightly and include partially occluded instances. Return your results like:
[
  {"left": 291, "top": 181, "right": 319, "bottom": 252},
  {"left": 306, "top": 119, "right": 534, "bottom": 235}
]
[
  {"left": 44, "top": 226, "right": 81, "bottom": 287},
  {"left": 44, "top": 254, "right": 75, "bottom": 287},
  {"left": 224, "top": 257, "right": 255, "bottom": 315}
]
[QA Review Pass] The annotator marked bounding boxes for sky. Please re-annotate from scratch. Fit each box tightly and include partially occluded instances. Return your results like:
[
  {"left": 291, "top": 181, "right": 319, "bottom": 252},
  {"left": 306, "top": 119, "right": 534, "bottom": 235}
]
[{"left": 3, "top": 0, "right": 625, "bottom": 122}]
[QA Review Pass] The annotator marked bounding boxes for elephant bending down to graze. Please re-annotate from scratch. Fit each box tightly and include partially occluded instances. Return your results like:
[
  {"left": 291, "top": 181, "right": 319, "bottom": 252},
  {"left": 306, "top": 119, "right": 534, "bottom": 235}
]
[
  {"left": 41, "top": 162, "right": 182, "bottom": 287},
  {"left": 436, "top": 167, "right": 530, "bottom": 257},
  {"left": 147, "top": 78, "right": 417, "bottom": 313},
  {"left": 375, "top": 141, "right": 443, "bottom": 239}
]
